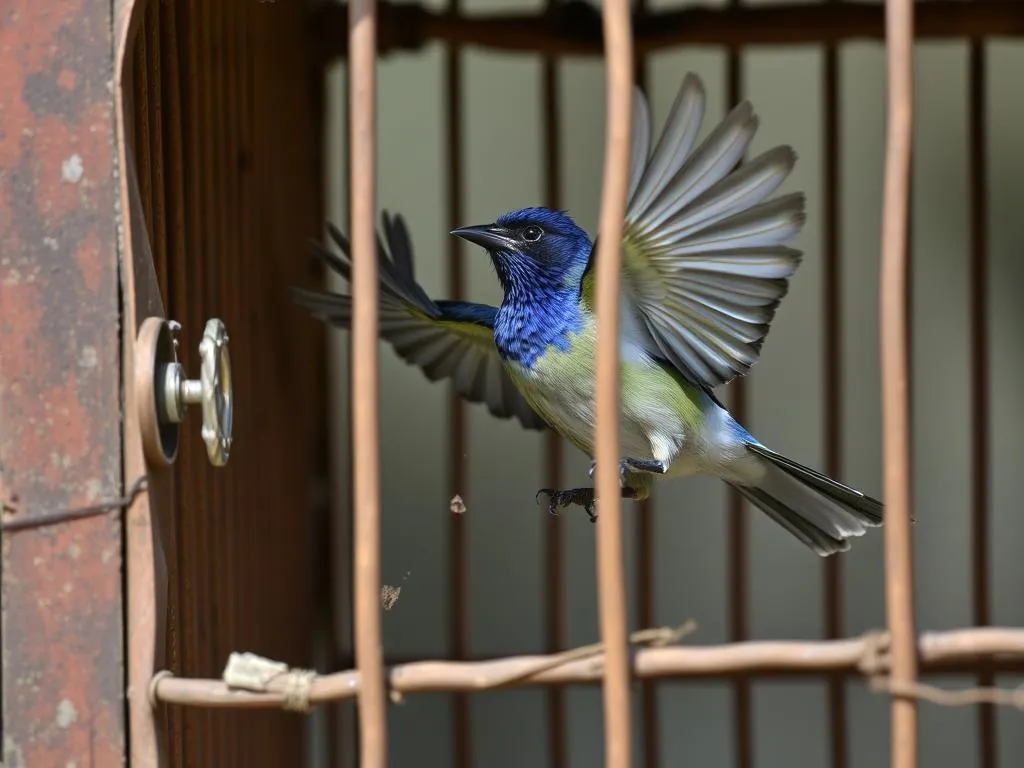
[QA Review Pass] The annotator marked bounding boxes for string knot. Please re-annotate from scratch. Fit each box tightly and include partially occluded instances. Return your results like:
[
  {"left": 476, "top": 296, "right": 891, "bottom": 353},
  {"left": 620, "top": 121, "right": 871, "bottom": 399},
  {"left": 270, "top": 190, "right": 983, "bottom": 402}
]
[{"left": 222, "top": 651, "right": 318, "bottom": 713}]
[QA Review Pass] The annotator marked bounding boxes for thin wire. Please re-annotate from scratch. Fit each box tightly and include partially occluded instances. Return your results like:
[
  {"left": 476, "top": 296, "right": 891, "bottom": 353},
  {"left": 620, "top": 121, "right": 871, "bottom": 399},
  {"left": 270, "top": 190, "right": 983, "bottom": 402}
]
[{"left": 0, "top": 476, "right": 150, "bottom": 532}]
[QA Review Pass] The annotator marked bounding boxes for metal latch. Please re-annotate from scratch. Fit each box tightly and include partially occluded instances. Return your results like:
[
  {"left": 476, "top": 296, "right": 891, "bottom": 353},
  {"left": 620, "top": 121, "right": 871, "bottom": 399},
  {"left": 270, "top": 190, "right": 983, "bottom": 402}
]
[{"left": 136, "top": 317, "right": 234, "bottom": 467}]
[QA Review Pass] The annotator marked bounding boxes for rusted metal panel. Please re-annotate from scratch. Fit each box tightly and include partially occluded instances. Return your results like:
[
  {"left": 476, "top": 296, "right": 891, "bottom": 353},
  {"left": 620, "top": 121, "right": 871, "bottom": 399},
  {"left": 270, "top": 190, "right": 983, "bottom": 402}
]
[{"left": 0, "top": 0, "right": 125, "bottom": 766}]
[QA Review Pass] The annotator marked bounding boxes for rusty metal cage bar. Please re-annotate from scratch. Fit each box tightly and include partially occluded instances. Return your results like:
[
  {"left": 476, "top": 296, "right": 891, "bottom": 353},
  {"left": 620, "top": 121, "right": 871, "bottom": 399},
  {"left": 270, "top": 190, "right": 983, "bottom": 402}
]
[
  {"left": 592, "top": 1, "right": 635, "bottom": 764},
  {"left": 880, "top": 0, "right": 917, "bottom": 765},
  {"left": 349, "top": 1, "right": 388, "bottom": 765}
]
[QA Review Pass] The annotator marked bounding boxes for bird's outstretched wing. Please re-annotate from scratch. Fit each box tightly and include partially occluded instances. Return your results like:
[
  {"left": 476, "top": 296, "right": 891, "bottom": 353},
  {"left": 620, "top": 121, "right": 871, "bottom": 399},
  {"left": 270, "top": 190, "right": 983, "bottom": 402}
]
[
  {"left": 606, "top": 73, "right": 806, "bottom": 390},
  {"left": 293, "top": 213, "right": 548, "bottom": 431}
]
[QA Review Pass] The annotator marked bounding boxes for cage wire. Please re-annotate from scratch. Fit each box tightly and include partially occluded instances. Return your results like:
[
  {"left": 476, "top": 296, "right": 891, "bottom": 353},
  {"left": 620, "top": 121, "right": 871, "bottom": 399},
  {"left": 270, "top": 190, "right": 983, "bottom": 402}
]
[{"left": 103, "top": 1, "right": 1024, "bottom": 767}]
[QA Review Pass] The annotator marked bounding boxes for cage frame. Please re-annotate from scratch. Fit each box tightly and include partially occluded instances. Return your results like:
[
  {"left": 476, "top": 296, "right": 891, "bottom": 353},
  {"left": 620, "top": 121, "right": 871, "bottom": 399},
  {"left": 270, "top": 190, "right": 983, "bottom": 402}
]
[
  {"left": 5, "top": 0, "right": 1024, "bottom": 767},
  {"left": 147, "top": 2, "right": 1024, "bottom": 768}
]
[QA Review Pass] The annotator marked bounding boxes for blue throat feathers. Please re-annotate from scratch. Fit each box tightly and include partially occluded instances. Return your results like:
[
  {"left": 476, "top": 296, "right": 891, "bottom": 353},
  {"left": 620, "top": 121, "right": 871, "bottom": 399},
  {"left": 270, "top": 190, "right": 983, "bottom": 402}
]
[
  {"left": 494, "top": 276, "right": 583, "bottom": 369},
  {"left": 484, "top": 207, "right": 594, "bottom": 369}
]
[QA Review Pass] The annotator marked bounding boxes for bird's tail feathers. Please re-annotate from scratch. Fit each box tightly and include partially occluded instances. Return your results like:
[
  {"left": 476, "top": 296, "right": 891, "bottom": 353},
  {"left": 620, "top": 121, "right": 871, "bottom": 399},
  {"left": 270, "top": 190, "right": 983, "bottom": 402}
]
[{"left": 731, "top": 443, "right": 884, "bottom": 557}]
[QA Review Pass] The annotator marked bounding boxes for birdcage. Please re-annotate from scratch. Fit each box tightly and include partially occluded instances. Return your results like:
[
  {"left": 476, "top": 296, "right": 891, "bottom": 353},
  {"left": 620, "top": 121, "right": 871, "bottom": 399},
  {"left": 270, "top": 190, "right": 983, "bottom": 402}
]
[{"left": 3, "top": 1, "right": 1024, "bottom": 767}]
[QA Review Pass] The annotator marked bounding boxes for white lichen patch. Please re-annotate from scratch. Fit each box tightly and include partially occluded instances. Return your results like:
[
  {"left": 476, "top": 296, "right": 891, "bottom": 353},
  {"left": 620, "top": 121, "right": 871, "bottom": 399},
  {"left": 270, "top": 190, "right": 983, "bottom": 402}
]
[
  {"left": 61, "top": 154, "right": 83, "bottom": 184},
  {"left": 55, "top": 698, "right": 78, "bottom": 728}
]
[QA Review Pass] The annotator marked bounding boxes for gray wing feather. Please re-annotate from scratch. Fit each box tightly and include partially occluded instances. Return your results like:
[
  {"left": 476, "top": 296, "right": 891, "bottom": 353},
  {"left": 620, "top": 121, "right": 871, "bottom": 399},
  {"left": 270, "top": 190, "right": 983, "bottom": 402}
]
[
  {"left": 294, "top": 213, "right": 548, "bottom": 431},
  {"left": 617, "top": 72, "right": 806, "bottom": 390}
]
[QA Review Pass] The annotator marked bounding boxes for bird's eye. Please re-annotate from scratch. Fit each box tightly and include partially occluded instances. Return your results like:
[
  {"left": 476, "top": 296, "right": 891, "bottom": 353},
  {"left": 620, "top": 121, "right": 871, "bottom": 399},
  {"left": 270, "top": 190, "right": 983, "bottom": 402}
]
[{"left": 522, "top": 225, "right": 543, "bottom": 242}]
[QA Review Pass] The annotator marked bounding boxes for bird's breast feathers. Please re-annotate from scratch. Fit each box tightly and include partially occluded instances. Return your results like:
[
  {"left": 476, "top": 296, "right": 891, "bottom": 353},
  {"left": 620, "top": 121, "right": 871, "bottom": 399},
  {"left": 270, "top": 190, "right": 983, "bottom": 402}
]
[{"left": 502, "top": 316, "right": 741, "bottom": 474}]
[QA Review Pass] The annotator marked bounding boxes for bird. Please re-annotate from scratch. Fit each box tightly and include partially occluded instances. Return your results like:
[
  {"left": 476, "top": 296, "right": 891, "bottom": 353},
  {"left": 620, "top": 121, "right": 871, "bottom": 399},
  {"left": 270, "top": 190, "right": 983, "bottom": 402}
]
[{"left": 293, "top": 72, "right": 883, "bottom": 556}]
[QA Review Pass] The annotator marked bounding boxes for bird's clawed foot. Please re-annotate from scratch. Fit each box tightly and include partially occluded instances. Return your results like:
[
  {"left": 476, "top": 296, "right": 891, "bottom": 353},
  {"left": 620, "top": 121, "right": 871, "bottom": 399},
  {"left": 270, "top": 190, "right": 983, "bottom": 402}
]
[
  {"left": 535, "top": 484, "right": 641, "bottom": 524},
  {"left": 536, "top": 487, "right": 597, "bottom": 522},
  {"left": 587, "top": 457, "right": 668, "bottom": 484}
]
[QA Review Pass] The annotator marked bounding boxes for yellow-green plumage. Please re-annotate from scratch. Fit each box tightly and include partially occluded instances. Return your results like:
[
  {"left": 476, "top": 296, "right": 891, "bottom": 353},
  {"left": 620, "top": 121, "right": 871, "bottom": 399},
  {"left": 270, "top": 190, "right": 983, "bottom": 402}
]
[{"left": 503, "top": 306, "right": 715, "bottom": 499}]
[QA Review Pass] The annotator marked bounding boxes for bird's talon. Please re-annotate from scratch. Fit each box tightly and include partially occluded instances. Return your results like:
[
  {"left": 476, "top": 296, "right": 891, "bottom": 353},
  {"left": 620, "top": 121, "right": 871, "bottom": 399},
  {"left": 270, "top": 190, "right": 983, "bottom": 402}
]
[
  {"left": 536, "top": 488, "right": 562, "bottom": 516},
  {"left": 534, "top": 487, "right": 597, "bottom": 521}
]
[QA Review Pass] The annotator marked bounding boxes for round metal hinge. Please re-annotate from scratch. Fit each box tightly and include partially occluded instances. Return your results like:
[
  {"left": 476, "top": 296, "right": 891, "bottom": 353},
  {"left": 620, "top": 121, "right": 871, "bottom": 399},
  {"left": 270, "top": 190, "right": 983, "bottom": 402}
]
[{"left": 136, "top": 317, "right": 234, "bottom": 467}]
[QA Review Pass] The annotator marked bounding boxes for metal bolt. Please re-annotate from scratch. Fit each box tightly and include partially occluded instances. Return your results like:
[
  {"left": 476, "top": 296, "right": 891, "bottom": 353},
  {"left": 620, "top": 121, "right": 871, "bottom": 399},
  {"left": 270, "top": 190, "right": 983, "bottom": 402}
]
[{"left": 157, "top": 319, "right": 233, "bottom": 466}]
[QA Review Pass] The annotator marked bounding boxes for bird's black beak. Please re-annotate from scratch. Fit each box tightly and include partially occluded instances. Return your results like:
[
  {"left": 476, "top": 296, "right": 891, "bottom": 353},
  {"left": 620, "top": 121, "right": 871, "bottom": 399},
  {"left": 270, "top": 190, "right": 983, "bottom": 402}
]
[{"left": 450, "top": 224, "right": 515, "bottom": 251}]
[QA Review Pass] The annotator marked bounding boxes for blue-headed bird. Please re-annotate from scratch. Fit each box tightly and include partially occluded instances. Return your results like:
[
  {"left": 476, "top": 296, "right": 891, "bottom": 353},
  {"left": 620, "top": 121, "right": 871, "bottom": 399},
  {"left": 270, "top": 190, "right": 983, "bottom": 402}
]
[{"left": 294, "top": 73, "right": 883, "bottom": 556}]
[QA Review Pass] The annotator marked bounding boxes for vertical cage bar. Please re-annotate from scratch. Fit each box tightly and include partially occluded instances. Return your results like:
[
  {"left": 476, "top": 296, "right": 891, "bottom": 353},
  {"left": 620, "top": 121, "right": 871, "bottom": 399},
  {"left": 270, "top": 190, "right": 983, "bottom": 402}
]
[
  {"left": 444, "top": 3, "right": 473, "bottom": 764},
  {"left": 968, "top": 38, "right": 996, "bottom": 768},
  {"left": 725, "top": 41, "right": 753, "bottom": 768},
  {"left": 879, "top": 0, "right": 917, "bottom": 765},
  {"left": 349, "top": 0, "right": 388, "bottom": 765},
  {"left": 593, "top": 1, "right": 633, "bottom": 766},
  {"left": 821, "top": 28, "right": 848, "bottom": 768},
  {"left": 631, "top": 9, "right": 659, "bottom": 766},
  {"left": 540, "top": 14, "right": 568, "bottom": 766}
]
